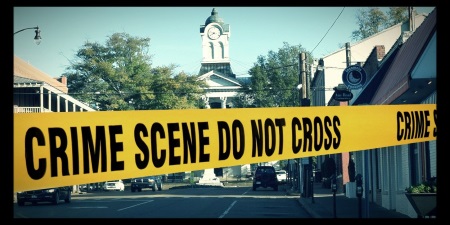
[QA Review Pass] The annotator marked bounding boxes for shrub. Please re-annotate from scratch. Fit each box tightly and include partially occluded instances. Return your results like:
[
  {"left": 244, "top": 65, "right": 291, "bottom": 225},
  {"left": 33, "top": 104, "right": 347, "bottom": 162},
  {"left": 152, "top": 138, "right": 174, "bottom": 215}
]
[{"left": 405, "top": 177, "right": 437, "bottom": 193}]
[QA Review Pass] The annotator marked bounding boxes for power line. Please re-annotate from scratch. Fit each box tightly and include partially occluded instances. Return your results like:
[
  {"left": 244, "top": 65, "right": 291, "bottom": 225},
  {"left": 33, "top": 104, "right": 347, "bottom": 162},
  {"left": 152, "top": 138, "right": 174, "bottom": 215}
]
[{"left": 310, "top": 7, "right": 346, "bottom": 56}]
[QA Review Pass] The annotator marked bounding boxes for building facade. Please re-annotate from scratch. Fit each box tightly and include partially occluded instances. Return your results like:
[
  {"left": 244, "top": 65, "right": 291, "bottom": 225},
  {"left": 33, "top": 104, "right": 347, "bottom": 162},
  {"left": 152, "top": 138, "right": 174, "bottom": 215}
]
[
  {"left": 13, "top": 55, "right": 96, "bottom": 113},
  {"left": 352, "top": 9, "right": 436, "bottom": 217},
  {"left": 197, "top": 8, "right": 245, "bottom": 109},
  {"left": 310, "top": 8, "right": 436, "bottom": 218},
  {"left": 196, "top": 8, "right": 247, "bottom": 178}
]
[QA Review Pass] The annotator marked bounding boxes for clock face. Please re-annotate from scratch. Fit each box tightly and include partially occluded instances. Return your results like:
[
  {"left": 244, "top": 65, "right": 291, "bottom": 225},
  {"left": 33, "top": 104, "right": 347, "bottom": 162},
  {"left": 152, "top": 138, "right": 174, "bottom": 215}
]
[{"left": 207, "top": 27, "right": 220, "bottom": 40}]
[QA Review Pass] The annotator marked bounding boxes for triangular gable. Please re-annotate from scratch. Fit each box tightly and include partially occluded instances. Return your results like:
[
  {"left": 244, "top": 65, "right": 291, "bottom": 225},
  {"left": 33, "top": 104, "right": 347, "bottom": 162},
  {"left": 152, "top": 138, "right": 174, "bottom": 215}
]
[{"left": 197, "top": 70, "right": 242, "bottom": 88}]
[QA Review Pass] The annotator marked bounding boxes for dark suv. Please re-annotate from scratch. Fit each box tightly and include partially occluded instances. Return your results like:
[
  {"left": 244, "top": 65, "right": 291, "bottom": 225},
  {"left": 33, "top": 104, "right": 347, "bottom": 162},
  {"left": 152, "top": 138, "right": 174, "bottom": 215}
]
[
  {"left": 252, "top": 166, "right": 278, "bottom": 191},
  {"left": 130, "top": 176, "right": 163, "bottom": 192}
]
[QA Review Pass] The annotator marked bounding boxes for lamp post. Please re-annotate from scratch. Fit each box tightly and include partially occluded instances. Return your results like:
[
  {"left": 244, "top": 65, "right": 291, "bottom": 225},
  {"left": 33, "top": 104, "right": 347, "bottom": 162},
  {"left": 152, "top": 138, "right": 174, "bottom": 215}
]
[{"left": 14, "top": 26, "right": 42, "bottom": 45}]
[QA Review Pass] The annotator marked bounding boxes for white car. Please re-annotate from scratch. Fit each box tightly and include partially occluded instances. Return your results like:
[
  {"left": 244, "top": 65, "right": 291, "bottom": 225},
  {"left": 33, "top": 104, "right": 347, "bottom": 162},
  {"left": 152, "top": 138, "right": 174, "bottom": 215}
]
[
  {"left": 276, "top": 170, "right": 287, "bottom": 183},
  {"left": 103, "top": 180, "right": 125, "bottom": 191}
]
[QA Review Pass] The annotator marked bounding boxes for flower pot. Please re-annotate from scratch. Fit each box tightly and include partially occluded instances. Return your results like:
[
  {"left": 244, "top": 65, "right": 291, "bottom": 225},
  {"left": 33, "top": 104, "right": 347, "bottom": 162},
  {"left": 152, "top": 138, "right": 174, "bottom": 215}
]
[
  {"left": 346, "top": 182, "right": 356, "bottom": 198},
  {"left": 405, "top": 193, "right": 436, "bottom": 218}
]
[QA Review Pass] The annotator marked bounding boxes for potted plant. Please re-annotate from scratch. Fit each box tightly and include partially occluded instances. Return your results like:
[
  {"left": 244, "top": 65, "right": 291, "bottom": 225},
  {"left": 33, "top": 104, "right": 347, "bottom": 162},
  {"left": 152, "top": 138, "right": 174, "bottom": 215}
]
[{"left": 404, "top": 177, "right": 437, "bottom": 218}]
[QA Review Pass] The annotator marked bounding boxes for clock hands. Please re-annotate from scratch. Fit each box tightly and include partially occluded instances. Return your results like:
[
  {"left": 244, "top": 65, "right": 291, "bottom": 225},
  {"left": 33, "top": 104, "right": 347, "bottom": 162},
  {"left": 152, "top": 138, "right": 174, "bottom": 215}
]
[{"left": 208, "top": 27, "right": 220, "bottom": 39}]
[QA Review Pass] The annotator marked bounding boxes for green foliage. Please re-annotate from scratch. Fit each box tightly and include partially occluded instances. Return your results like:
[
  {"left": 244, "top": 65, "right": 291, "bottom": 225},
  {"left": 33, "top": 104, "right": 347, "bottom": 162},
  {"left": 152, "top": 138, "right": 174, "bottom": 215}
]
[
  {"left": 351, "top": 7, "right": 411, "bottom": 41},
  {"left": 351, "top": 7, "right": 388, "bottom": 41},
  {"left": 387, "top": 7, "right": 411, "bottom": 27},
  {"left": 405, "top": 177, "right": 437, "bottom": 193},
  {"left": 64, "top": 32, "right": 206, "bottom": 111},
  {"left": 232, "top": 42, "right": 313, "bottom": 108}
]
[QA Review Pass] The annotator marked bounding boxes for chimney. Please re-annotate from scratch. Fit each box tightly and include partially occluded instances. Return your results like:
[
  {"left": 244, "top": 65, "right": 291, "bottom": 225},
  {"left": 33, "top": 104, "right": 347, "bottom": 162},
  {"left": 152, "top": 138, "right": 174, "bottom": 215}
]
[
  {"left": 375, "top": 45, "right": 385, "bottom": 60},
  {"left": 56, "top": 76, "right": 67, "bottom": 86}
]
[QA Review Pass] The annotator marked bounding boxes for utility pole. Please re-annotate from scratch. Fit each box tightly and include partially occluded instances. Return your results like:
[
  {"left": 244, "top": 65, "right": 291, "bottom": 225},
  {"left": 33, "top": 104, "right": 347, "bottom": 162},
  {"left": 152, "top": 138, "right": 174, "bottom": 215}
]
[
  {"left": 345, "top": 42, "right": 369, "bottom": 218},
  {"left": 346, "top": 42, "right": 351, "bottom": 67},
  {"left": 299, "top": 52, "right": 313, "bottom": 198},
  {"left": 409, "top": 6, "right": 415, "bottom": 31},
  {"left": 301, "top": 53, "right": 307, "bottom": 100},
  {"left": 300, "top": 52, "right": 310, "bottom": 106}
]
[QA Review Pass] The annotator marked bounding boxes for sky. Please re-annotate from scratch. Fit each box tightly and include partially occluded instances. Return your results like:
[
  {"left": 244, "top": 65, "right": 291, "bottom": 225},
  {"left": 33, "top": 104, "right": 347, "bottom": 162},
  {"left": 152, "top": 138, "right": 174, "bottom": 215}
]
[{"left": 13, "top": 6, "right": 435, "bottom": 78}]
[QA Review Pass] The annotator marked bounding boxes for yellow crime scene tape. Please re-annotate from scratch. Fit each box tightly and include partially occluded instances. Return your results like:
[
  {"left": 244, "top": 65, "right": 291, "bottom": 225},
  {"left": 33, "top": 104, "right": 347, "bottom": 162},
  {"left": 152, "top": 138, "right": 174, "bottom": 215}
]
[{"left": 14, "top": 104, "right": 437, "bottom": 192}]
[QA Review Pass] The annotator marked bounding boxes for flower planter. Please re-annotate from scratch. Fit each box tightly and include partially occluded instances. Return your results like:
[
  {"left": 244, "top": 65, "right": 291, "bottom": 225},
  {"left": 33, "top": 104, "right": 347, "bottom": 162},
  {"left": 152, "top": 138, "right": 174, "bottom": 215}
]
[
  {"left": 345, "top": 182, "right": 356, "bottom": 198},
  {"left": 405, "top": 193, "right": 436, "bottom": 218}
]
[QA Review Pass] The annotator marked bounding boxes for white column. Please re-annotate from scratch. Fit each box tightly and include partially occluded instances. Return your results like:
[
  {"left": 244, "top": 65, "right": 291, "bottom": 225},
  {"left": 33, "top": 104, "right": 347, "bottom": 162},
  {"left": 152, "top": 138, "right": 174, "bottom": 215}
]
[
  {"left": 39, "top": 86, "right": 44, "bottom": 112},
  {"left": 57, "top": 95, "right": 60, "bottom": 112},
  {"left": 197, "top": 95, "right": 222, "bottom": 186},
  {"left": 202, "top": 96, "right": 210, "bottom": 109},
  {"left": 47, "top": 90, "right": 52, "bottom": 112},
  {"left": 220, "top": 96, "right": 227, "bottom": 108}
]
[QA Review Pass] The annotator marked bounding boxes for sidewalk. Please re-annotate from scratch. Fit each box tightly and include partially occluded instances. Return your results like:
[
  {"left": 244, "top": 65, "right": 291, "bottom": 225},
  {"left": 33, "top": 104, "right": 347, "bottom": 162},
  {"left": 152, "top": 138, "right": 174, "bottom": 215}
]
[{"left": 287, "top": 182, "right": 411, "bottom": 218}]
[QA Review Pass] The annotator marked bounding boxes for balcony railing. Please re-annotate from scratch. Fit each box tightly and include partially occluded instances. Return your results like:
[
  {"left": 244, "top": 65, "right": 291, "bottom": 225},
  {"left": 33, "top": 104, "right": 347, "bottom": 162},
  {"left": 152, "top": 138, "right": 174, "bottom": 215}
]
[{"left": 13, "top": 106, "right": 52, "bottom": 113}]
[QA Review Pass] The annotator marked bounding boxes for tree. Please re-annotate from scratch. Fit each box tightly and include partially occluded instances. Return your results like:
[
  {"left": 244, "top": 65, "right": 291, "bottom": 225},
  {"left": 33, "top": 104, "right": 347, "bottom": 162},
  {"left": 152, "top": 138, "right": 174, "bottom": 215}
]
[
  {"left": 64, "top": 32, "right": 207, "bottom": 111},
  {"left": 387, "top": 7, "right": 411, "bottom": 27},
  {"left": 351, "top": 7, "right": 388, "bottom": 41},
  {"left": 351, "top": 7, "right": 414, "bottom": 41},
  {"left": 232, "top": 42, "right": 313, "bottom": 108}
]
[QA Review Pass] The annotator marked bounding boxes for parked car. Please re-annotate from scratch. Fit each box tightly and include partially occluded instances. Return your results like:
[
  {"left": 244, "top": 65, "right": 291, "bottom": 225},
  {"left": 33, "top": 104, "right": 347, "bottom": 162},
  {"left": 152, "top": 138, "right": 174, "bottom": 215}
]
[
  {"left": 276, "top": 170, "right": 287, "bottom": 183},
  {"left": 79, "top": 183, "right": 102, "bottom": 192},
  {"left": 79, "top": 184, "right": 88, "bottom": 192},
  {"left": 253, "top": 165, "right": 278, "bottom": 191},
  {"left": 16, "top": 186, "right": 72, "bottom": 206},
  {"left": 130, "top": 176, "right": 163, "bottom": 192},
  {"left": 103, "top": 180, "right": 125, "bottom": 191}
]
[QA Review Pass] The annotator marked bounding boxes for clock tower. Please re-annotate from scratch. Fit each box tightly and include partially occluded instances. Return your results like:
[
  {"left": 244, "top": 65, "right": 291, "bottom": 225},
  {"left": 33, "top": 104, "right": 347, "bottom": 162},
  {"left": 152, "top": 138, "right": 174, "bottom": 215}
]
[
  {"left": 199, "top": 8, "right": 234, "bottom": 77},
  {"left": 197, "top": 8, "right": 243, "bottom": 109},
  {"left": 197, "top": 8, "right": 247, "bottom": 182}
]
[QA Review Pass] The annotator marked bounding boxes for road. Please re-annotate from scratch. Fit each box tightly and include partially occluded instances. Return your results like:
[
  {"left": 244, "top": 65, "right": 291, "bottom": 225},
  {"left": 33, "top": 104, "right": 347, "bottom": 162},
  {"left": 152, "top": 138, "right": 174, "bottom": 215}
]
[{"left": 13, "top": 183, "right": 311, "bottom": 218}]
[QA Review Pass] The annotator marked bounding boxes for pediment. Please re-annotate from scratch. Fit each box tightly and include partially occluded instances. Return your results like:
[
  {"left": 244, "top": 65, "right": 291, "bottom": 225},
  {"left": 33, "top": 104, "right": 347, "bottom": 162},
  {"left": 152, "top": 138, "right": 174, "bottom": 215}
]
[{"left": 198, "top": 71, "right": 242, "bottom": 88}]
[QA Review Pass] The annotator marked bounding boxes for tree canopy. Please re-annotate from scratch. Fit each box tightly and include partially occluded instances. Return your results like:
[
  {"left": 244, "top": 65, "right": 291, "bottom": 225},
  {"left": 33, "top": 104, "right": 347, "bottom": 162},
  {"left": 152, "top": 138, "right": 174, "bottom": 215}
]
[
  {"left": 64, "top": 32, "right": 207, "bottom": 111},
  {"left": 351, "top": 7, "right": 412, "bottom": 41},
  {"left": 232, "top": 42, "right": 313, "bottom": 108}
]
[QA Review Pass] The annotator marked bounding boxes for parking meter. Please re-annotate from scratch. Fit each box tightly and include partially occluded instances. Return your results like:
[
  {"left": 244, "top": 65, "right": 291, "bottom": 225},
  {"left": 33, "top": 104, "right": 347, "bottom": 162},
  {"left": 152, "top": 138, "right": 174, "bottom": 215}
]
[
  {"left": 356, "top": 174, "right": 363, "bottom": 197},
  {"left": 355, "top": 173, "right": 363, "bottom": 218},
  {"left": 331, "top": 174, "right": 337, "bottom": 218}
]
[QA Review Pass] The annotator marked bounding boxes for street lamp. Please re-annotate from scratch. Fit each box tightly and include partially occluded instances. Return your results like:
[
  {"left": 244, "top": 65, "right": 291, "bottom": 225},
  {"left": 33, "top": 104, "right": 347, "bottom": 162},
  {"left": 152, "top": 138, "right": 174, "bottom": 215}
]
[{"left": 14, "top": 26, "right": 42, "bottom": 45}]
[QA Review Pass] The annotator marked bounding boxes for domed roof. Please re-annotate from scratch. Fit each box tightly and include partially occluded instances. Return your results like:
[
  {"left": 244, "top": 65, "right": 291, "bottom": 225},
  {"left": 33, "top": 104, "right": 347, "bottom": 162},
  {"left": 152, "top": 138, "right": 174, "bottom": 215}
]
[{"left": 205, "top": 8, "right": 224, "bottom": 25}]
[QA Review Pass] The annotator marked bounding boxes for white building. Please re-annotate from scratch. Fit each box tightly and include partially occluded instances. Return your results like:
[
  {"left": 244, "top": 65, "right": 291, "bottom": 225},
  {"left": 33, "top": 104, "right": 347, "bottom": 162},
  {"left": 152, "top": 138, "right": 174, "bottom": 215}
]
[
  {"left": 316, "top": 12, "right": 429, "bottom": 106},
  {"left": 197, "top": 8, "right": 246, "bottom": 109},
  {"left": 196, "top": 8, "right": 248, "bottom": 178},
  {"left": 310, "top": 8, "right": 436, "bottom": 218}
]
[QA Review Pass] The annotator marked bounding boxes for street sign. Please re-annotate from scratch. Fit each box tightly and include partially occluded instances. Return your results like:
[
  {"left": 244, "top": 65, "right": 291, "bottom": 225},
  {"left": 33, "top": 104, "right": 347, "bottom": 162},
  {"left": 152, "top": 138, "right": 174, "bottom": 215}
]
[
  {"left": 332, "top": 89, "right": 353, "bottom": 101},
  {"left": 342, "top": 65, "right": 367, "bottom": 89}
]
